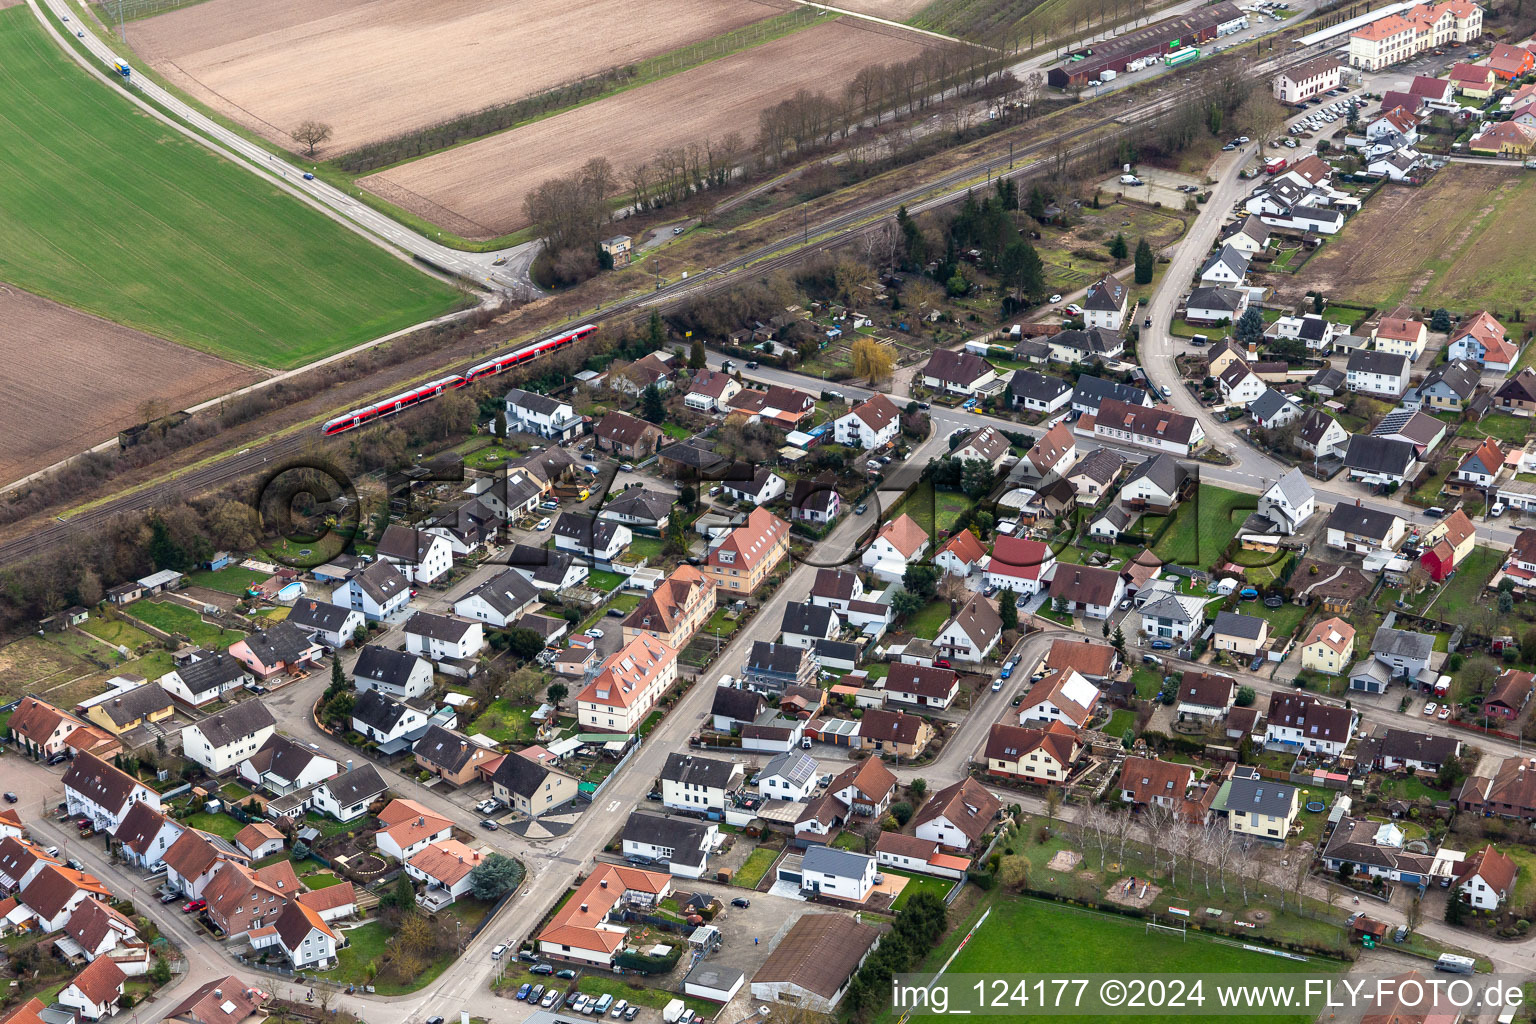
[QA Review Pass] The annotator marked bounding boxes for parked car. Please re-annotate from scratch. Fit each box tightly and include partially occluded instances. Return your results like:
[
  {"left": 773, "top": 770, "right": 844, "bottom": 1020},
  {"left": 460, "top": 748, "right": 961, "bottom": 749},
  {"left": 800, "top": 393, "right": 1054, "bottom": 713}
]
[
  {"left": 533, "top": 964, "right": 558, "bottom": 976},
  {"left": 1150, "top": 639, "right": 1173, "bottom": 650},
  {"left": 1065, "top": 303, "right": 1084, "bottom": 316},
  {"left": 535, "top": 517, "right": 551, "bottom": 531},
  {"left": 480, "top": 819, "right": 499, "bottom": 830},
  {"left": 46, "top": 752, "right": 71, "bottom": 766},
  {"left": 854, "top": 503, "right": 868, "bottom": 515},
  {"left": 991, "top": 678, "right": 1003, "bottom": 691},
  {"left": 935, "top": 658, "right": 952, "bottom": 669},
  {"left": 556, "top": 969, "right": 577, "bottom": 979},
  {"left": 1438, "top": 706, "right": 1451, "bottom": 721},
  {"left": 543, "top": 992, "right": 561, "bottom": 1008},
  {"left": 624, "top": 1008, "right": 640, "bottom": 1020},
  {"left": 746, "top": 361, "right": 759, "bottom": 369},
  {"left": 183, "top": 899, "right": 206, "bottom": 913},
  {"left": 611, "top": 1001, "right": 628, "bottom": 1018},
  {"left": 1000, "top": 664, "right": 1012, "bottom": 679},
  {"left": 1423, "top": 701, "right": 1437, "bottom": 716},
  {"left": 530, "top": 985, "right": 546, "bottom": 1004},
  {"left": 159, "top": 890, "right": 180, "bottom": 904},
  {"left": 3, "top": 793, "right": 16, "bottom": 804},
  {"left": 621, "top": 463, "right": 635, "bottom": 471},
  {"left": 517, "top": 985, "right": 532, "bottom": 1001},
  {"left": 731, "top": 897, "right": 751, "bottom": 908},
  {"left": 585, "top": 628, "right": 604, "bottom": 639}
]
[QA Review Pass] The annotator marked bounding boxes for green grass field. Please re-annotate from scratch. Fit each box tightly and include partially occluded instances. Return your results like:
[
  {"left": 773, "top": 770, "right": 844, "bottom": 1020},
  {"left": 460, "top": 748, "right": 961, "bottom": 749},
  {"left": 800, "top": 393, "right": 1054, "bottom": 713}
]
[
  {"left": 186, "top": 567, "right": 270, "bottom": 595},
  {"left": 125, "top": 601, "right": 244, "bottom": 647},
  {"left": 1150, "top": 486, "right": 1250, "bottom": 569},
  {"left": 1429, "top": 545, "right": 1502, "bottom": 620},
  {"left": 0, "top": 7, "right": 460, "bottom": 368},
  {"left": 78, "top": 615, "right": 154, "bottom": 649},
  {"left": 937, "top": 897, "right": 1334, "bottom": 1024}
]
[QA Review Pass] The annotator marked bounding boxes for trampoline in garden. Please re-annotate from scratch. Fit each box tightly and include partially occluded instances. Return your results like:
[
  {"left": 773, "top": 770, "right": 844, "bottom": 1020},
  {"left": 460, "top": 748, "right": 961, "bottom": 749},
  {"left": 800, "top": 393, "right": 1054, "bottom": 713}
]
[{"left": 1305, "top": 801, "right": 1326, "bottom": 813}]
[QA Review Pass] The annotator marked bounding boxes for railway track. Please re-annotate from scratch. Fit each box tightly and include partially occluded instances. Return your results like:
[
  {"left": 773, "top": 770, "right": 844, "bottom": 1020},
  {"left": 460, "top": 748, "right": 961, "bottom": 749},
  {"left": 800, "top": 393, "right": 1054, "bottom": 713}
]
[{"left": 0, "top": 43, "right": 1328, "bottom": 571}]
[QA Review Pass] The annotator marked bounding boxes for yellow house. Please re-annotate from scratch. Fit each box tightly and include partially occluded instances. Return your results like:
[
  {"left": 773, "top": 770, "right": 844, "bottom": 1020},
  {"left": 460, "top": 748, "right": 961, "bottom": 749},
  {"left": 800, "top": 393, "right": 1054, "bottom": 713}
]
[
  {"left": 702, "top": 507, "right": 790, "bottom": 596},
  {"left": 1371, "top": 316, "right": 1428, "bottom": 361},
  {"left": 81, "top": 682, "right": 176, "bottom": 737},
  {"left": 1226, "top": 769, "right": 1298, "bottom": 840},
  {"left": 1300, "top": 617, "right": 1355, "bottom": 677},
  {"left": 984, "top": 722, "right": 1081, "bottom": 783},
  {"left": 1470, "top": 122, "right": 1536, "bottom": 155}
]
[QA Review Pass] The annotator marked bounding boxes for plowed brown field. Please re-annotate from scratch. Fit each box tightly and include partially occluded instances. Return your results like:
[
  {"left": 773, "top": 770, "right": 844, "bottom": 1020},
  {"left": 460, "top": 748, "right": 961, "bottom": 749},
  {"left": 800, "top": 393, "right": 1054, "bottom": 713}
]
[
  {"left": 126, "top": 0, "right": 785, "bottom": 153},
  {"left": 0, "top": 284, "right": 257, "bottom": 486},
  {"left": 362, "top": 20, "right": 929, "bottom": 237}
]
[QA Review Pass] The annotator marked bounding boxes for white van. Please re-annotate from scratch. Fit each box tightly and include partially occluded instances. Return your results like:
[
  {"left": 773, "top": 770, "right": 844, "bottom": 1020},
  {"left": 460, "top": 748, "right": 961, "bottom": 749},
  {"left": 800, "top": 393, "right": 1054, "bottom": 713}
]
[{"left": 1119, "top": 174, "right": 1143, "bottom": 185}]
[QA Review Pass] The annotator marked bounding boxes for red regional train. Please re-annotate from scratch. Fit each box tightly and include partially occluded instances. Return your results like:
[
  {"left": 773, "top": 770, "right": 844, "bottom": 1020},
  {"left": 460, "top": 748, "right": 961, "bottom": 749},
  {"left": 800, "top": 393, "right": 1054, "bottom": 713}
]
[{"left": 322, "top": 324, "right": 597, "bottom": 436}]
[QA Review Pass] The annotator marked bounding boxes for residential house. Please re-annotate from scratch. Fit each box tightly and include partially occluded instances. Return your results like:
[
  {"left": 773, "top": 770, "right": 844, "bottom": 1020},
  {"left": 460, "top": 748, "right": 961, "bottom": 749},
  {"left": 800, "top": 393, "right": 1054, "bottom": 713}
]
[
  {"left": 829, "top": 758, "right": 896, "bottom": 818},
  {"left": 578, "top": 634, "right": 679, "bottom": 732},
  {"left": 62, "top": 752, "right": 160, "bottom": 834},
  {"left": 1089, "top": 504, "right": 1135, "bottom": 542},
  {"left": 375, "top": 799, "right": 453, "bottom": 862},
  {"left": 623, "top": 565, "right": 715, "bottom": 650},
  {"left": 552, "top": 514, "right": 633, "bottom": 566},
  {"left": 352, "top": 644, "right": 433, "bottom": 701},
  {"left": 1248, "top": 389, "right": 1301, "bottom": 431},
  {"left": 162, "top": 831, "right": 243, "bottom": 900},
  {"left": 238, "top": 734, "right": 338, "bottom": 796},
  {"left": 20, "top": 865, "right": 111, "bottom": 933},
  {"left": 112, "top": 802, "right": 182, "bottom": 869},
  {"left": 9, "top": 697, "right": 86, "bottom": 758},
  {"left": 914, "top": 778, "right": 999, "bottom": 852},
  {"left": 1451, "top": 438, "right": 1505, "bottom": 497},
  {"left": 952, "top": 427, "right": 1011, "bottom": 471},
  {"left": 504, "top": 388, "right": 582, "bottom": 441},
  {"left": 779, "top": 601, "right": 838, "bottom": 650},
  {"left": 933, "top": 529, "right": 988, "bottom": 578},
  {"left": 1273, "top": 54, "right": 1343, "bottom": 101},
  {"left": 1264, "top": 692, "right": 1355, "bottom": 755},
  {"left": 164, "top": 977, "right": 270, "bottom": 1024},
  {"left": 1325, "top": 502, "right": 1406, "bottom": 554},
  {"left": 599, "top": 489, "right": 675, "bottom": 533},
  {"left": 284, "top": 600, "right": 364, "bottom": 651},
  {"left": 740, "top": 640, "right": 817, "bottom": 694},
  {"left": 936, "top": 593, "right": 1003, "bottom": 664},
  {"left": 1450, "top": 60, "right": 1496, "bottom": 95},
  {"left": 1507, "top": 529, "right": 1536, "bottom": 590},
  {"left": 1199, "top": 245, "right": 1251, "bottom": 287},
  {"left": 1342, "top": 434, "right": 1418, "bottom": 487},
  {"left": 594, "top": 411, "right": 663, "bottom": 460},
  {"left": 1458, "top": 756, "right": 1536, "bottom": 818},
  {"left": 1368, "top": 729, "right": 1461, "bottom": 772},
  {"left": 452, "top": 569, "right": 540, "bottom": 629},
  {"left": 1119, "top": 454, "right": 1188, "bottom": 513},
  {"left": 1176, "top": 671, "right": 1237, "bottom": 719},
  {"left": 834, "top": 394, "right": 901, "bottom": 450},
  {"left": 1495, "top": 369, "right": 1536, "bottom": 417},
  {"left": 660, "top": 753, "right": 742, "bottom": 816},
  {"left": 249, "top": 902, "right": 337, "bottom": 970},
  {"left": 1070, "top": 375, "right": 1150, "bottom": 417},
  {"left": 1139, "top": 592, "right": 1207, "bottom": 642},
  {"left": 1043, "top": 639, "right": 1119, "bottom": 683},
  {"left": 233, "top": 823, "right": 285, "bottom": 862},
  {"left": 63, "top": 899, "right": 139, "bottom": 965},
  {"left": 1081, "top": 273, "right": 1131, "bottom": 330},
  {"left": 920, "top": 349, "right": 997, "bottom": 396},
  {"left": 181, "top": 703, "right": 276, "bottom": 775},
  {"left": 227, "top": 623, "right": 322, "bottom": 682},
  {"left": 535, "top": 863, "right": 672, "bottom": 966},
  {"left": 1488, "top": 40, "right": 1534, "bottom": 78},
  {"left": 413, "top": 725, "right": 496, "bottom": 785},
  {"left": 723, "top": 467, "right": 787, "bottom": 506},
  {"left": 794, "top": 845, "right": 876, "bottom": 901},
  {"left": 1048, "top": 564, "right": 1125, "bottom": 619},
  {"left": 684, "top": 370, "right": 744, "bottom": 413},
  {"left": 1048, "top": 328, "right": 1126, "bottom": 365},
  {"left": 1213, "top": 611, "right": 1270, "bottom": 657},
  {"left": 704, "top": 507, "right": 790, "bottom": 595},
  {"left": 311, "top": 763, "right": 389, "bottom": 822},
  {"left": 1372, "top": 409, "right": 1447, "bottom": 459},
  {"left": 375, "top": 525, "right": 453, "bottom": 585},
  {"left": 0, "top": 838, "right": 57, "bottom": 893},
  {"left": 1217, "top": 361, "right": 1266, "bottom": 408},
  {"left": 1415, "top": 359, "right": 1481, "bottom": 412},
  {"left": 727, "top": 384, "right": 817, "bottom": 428},
  {"left": 1346, "top": 349, "right": 1411, "bottom": 398},
  {"left": 1371, "top": 626, "right": 1436, "bottom": 684},
  {"left": 1257, "top": 468, "right": 1315, "bottom": 533},
  {"left": 622, "top": 813, "right": 721, "bottom": 879},
  {"left": 406, "top": 839, "right": 484, "bottom": 902},
  {"left": 1225, "top": 768, "right": 1299, "bottom": 841},
  {"left": 710, "top": 686, "right": 765, "bottom": 732},
  {"left": 403, "top": 612, "right": 485, "bottom": 664},
  {"left": 1447, "top": 311, "right": 1516, "bottom": 372},
  {"left": 1118, "top": 757, "right": 1195, "bottom": 811},
  {"left": 1296, "top": 408, "right": 1349, "bottom": 460},
  {"left": 1066, "top": 448, "right": 1125, "bottom": 505},
  {"left": 1486, "top": 670, "right": 1534, "bottom": 720},
  {"left": 873, "top": 832, "right": 968, "bottom": 880},
  {"left": 1093, "top": 399, "right": 1205, "bottom": 456},
  {"left": 1302, "top": 617, "right": 1355, "bottom": 676},
  {"left": 201, "top": 862, "right": 289, "bottom": 940},
  {"left": 329, "top": 560, "right": 411, "bottom": 622},
  {"left": 790, "top": 472, "right": 841, "bottom": 524},
  {"left": 59, "top": 958, "right": 126, "bottom": 1021},
  {"left": 1372, "top": 317, "right": 1428, "bottom": 360},
  {"left": 1456, "top": 845, "right": 1518, "bottom": 910},
  {"left": 1420, "top": 508, "right": 1476, "bottom": 581},
  {"left": 1017, "top": 668, "right": 1100, "bottom": 730},
  {"left": 861, "top": 513, "right": 929, "bottom": 582},
  {"left": 984, "top": 721, "right": 1081, "bottom": 783},
  {"left": 1022, "top": 422, "right": 1079, "bottom": 482},
  {"left": 859, "top": 709, "right": 933, "bottom": 759},
  {"left": 755, "top": 751, "right": 819, "bottom": 802},
  {"left": 610, "top": 353, "right": 675, "bottom": 396},
  {"left": 1185, "top": 287, "right": 1248, "bottom": 324},
  {"left": 1009, "top": 371, "right": 1073, "bottom": 414}
]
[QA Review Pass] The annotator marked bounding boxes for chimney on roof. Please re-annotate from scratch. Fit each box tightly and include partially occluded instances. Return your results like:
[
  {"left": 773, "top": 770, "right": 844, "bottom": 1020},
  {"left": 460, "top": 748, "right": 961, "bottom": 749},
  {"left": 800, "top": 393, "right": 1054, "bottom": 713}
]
[
  {"left": 580, "top": 903, "right": 589, "bottom": 913},
  {"left": 600, "top": 879, "right": 608, "bottom": 888},
  {"left": 214, "top": 990, "right": 222, "bottom": 1000}
]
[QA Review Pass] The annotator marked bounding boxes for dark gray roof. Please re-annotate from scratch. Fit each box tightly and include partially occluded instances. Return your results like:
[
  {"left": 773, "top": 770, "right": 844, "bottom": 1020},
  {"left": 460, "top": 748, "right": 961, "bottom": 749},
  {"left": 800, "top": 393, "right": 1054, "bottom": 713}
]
[
  {"left": 661, "top": 753, "right": 737, "bottom": 789},
  {"left": 1215, "top": 611, "right": 1267, "bottom": 641},
  {"left": 1122, "top": 453, "right": 1187, "bottom": 496},
  {"left": 604, "top": 489, "right": 675, "bottom": 523},
  {"left": 1298, "top": 407, "right": 1342, "bottom": 444},
  {"left": 1307, "top": 367, "right": 1346, "bottom": 391},
  {"left": 91, "top": 682, "right": 174, "bottom": 728},
  {"left": 193, "top": 701, "right": 276, "bottom": 749},
  {"left": 1377, "top": 728, "right": 1459, "bottom": 766},
  {"left": 1009, "top": 370, "right": 1073, "bottom": 404},
  {"left": 1094, "top": 505, "right": 1134, "bottom": 531},
  {"left": 1325, "top": 502, "right": 1402, "bottom": 540},
  {"left": 1346, "top": 349, "right": 1410, "bottom": 378},
  {"left": 1200, "top": 244, "right": 1250, "bottom": 279},
  {"left": 746, "top": 641, "right": 810, "bottom": 676},
  {"left": 710, "top": 686, "right": 763, "bottom": 723},
  {"left": 492, "top": 752, "right": 562, "bottom": 798},
  {"left": 1052, "top": 328, "right": 1123, "bottom": 358},
  {"left": 811, "top": 569, "right": 860, "bottom": 602},
  {"left": 781, "top": 601, "right": 837, "bottom": 639},
  {"left": 346, "top": 560, "right": 409, "bottom": 605},
  {"left": 552, "top": 513, "right": 625, "bottom": 552},
  {"left": 1343, "top": 434, "right": 1416, "bottom": 475},
  {"left": 1227, "top": 772, "right": 1296, "bottom": 818},
  {"left": 1187, "top": 286, "right": 1244, "bottom": 312},
  {"left": 351, "top": 688, "right": 417, "bottom": 733},
  {"left": 621, "top": 812, "right": 713, "bottom": 867},
  {"left": 238, "top": 621, "right": 315, "bottom": 666},
  {"left": 1082, "top": 273, "right": 1129, "bottom": 312},
  {"left": 244, "top": 733, "right": 331, "bottom": 783},
  {"left": 1248, "top": 388, "right": 1293, "bottom": 422},
  {"left": 1371, "top": 626, "right": 1435, "bottom": 663},
  {"left": 1372, "top": 410, "right": 1444, "bottom": 447},
  {"left": 922, "top": 348, "right": 994, "bottom": 385},
  {"left": 506, "top": 544, "right": 579, "bottom": 586},
  {"left": 461, "top": 570, "right": 539, "bottom": 619},
  {"left": 760, "top": 751, "right": 818, "bottom": 787},
  {"left": 728, "top": 467, "right": 781, "bottom": 497},
  {"left": 323, "top": 763, "right": 387, "bottom": 807},
  {"left": 376, "top": 525, "right": 443, "bottom": 564},
  {"left": 1073, "top": 374, "right": 1147, "bottom": 411},
  {"left": 802, "top": 843, "right": 872, "bottom": 879},
  {"left": 1140, "top": 593, "right": 1196, "bottom": 623},
  {"left": 354, "top": 645, "right": 426, "bottom": 687},
  {"left": 814, "top": 639, "right": 860, "bottom": 663},
  {"left": 404, "top": 611, "right": 477, "bottom": 643},
  {"left": 505, "top": 387, "right": 567, "bottom": 417},
  {"left": 413, "top": 725, "right": 481, "bottom": 772},
  {"left": 286, "top": 599, "right": 356, "bottom": 635},
  {"left": 1069, "top": 447, "right": 1124, "bottom": 486},
  {"left": 659, "top": 442, "right": 729, "bottom": 471},
  {"left": 172, "top": 650, "right": 249, "bottom": 699}
]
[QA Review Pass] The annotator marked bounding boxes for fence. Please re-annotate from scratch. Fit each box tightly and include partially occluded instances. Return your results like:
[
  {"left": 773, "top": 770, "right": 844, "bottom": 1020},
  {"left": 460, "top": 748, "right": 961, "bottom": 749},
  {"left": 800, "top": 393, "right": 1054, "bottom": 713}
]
[{"left": 585, "top": 736, "right": 643, "bottom": 801}]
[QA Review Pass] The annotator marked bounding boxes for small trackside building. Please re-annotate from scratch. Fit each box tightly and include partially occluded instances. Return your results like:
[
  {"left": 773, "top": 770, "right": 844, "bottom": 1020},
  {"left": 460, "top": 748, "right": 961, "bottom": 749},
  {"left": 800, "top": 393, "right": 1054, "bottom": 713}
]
[{"left": 1273, "top": 55, "right": 1343, "bottom": 103}]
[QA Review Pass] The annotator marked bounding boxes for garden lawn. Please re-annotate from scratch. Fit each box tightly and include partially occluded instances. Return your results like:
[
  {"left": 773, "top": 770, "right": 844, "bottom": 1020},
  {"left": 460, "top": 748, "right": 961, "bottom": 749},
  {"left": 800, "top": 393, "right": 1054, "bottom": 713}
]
[
  {"left": 468, "top": 698, "right": 537, "bottom": 745},
  {"left": 904, "top": 599, "right": 951, "bottom": 641},
  {"left": 1429, "top": 546, "right": 1502, "bottom": 620},
  {"left": 888, "top": 870, "right": 951, "bottom": 910},
  {"left": 1104, "top": 708, "right": 1136, "bottom": 739},
  {"left": 1243, "top": 599, "right": 1309, "bottom": 640},
  {"left": 179, "top": 812, "right": 242, "bottom": 841},
  {"left": 1379, "top": 775, "right": 1452, "bottom": 803},
  {"left": 125, "top": 601, "right": 244, "bottom": 647},
  {"left": 586, "top": 570, "right": 625, "bottom": 592},
  {"left": 1151, "top": 486, "right": 1250, "bottom": 569},
  {"left": 0, "top": 7, "right": 459, "bottom": 368},
  {"left": 734, "top": 847, "right": 779, "bottom": 889},
  {"left": 626, "top": 536, "right": 667, "bottom": 564},
  {"left": 187, "top": 567, "right": 270, "bottom": 595},
  {"left": 1469, "top": 414, "right": 1533, "bottom": 445},
  {"left": 78, "top": 615, "right": 153, "bottom": 649},
  {"left": 930, "top": 897, "right": 1335, "bottom": 1024}
]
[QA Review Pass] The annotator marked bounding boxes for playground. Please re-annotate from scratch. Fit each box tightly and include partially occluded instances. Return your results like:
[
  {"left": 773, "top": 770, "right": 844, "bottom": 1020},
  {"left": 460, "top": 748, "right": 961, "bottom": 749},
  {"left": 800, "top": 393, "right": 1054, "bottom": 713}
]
[{"left": 1104, "top": 875, "right": 1161, "bottom": 910}]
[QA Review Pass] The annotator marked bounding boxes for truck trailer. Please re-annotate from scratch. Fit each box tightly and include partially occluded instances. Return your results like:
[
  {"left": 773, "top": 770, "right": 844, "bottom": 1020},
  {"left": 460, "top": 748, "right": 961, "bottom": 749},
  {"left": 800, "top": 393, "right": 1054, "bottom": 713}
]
[
  {"left": 110, "top": 58, "right": 131, "bottom": 77},
  {"left": 1265, "top": 157, "right": 1287, "bottom": 174},
  {"left": 1164, "top": 47, "right": 1200, "bottom": 68}
]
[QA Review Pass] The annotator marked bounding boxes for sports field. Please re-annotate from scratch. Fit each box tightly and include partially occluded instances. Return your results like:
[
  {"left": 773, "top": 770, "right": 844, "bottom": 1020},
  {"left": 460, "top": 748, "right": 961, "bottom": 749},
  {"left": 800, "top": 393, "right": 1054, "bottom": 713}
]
[
  {"left": 0, "top": 6, "right": 459, "bottom": 369},
  {"left": 939, "top": 897, "right": 1332, "bottom": 1024},
  {"left": 126, "top": 0, "right": 789, "bottom": 154},
  {"left": 1287, "top": 164, "right": 1536, "bottom": 314}
]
